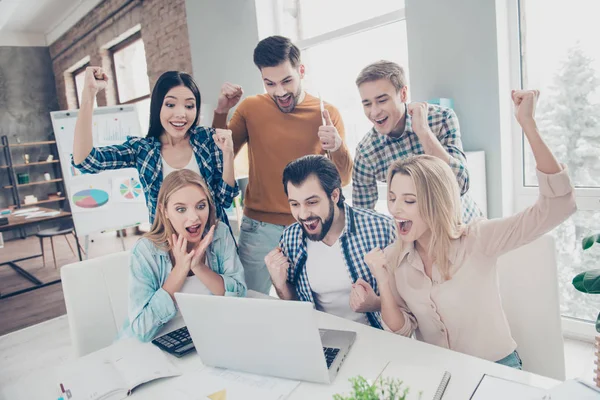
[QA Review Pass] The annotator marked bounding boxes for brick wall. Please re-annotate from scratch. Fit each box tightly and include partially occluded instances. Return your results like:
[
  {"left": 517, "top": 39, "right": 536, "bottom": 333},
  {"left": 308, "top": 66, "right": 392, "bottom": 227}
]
[{"left": 50, "top": 0, "right": 193, "bottom": 110}]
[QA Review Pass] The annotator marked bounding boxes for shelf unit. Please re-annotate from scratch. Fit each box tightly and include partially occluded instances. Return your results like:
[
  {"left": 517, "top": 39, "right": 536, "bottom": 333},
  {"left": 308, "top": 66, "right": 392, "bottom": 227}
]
[{"left": 1, "top": 135, "right": 66, "bottom": 209}]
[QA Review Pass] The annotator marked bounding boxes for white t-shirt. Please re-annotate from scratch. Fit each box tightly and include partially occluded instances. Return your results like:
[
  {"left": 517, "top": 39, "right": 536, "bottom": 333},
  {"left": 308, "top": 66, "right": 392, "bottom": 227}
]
[
  {"left": 162, "top": 153, "right": 202, "bottom": 178},
  {"left": 180, "top": 274, "right": 211, "bottom": 295},
  {"left": 305, "top": 239, "right": 370, "bottom": 325},
  {"left": 179, "top": 255, "right": 213, "bottom": 295}
]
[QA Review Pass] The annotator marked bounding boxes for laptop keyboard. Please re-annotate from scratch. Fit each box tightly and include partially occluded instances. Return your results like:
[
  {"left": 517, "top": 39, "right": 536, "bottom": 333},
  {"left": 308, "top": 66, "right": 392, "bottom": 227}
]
[
  {"left": 152, "top": 326, "right": 195, "bottom": 357},
  {"left": 154, "top": 326, "right": 341, "bottom": 366},
  {"left": 323, "top": 347, "right": 340, "bottom": 369}
]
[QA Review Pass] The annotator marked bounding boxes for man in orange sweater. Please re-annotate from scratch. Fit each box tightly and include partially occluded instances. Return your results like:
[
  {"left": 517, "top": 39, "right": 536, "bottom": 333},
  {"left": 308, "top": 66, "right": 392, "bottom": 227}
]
[{"left": 213, "top": 35, "right": 353, "bottom": 294}]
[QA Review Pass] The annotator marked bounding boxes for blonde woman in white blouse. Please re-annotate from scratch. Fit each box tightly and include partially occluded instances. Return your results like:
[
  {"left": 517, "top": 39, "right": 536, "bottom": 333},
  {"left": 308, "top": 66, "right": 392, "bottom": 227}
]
[{"left": 364, "top": 90, "right": 577, "bottom": 369}]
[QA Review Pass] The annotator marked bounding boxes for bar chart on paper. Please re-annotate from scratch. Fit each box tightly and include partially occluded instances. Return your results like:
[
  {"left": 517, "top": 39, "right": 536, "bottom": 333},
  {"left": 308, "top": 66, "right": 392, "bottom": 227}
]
[{"left": 94, "top": 118, "right": 133, "bottom": 144}]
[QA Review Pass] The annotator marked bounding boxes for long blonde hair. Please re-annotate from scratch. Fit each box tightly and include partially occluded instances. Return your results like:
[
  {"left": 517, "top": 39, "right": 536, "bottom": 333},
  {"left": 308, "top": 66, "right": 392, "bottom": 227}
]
[
  {"left": 145, "top": 169, "right": 217, "bottom": 250},
  {"left": 386, "top": 155, "right": 464, "bottom": 280}
]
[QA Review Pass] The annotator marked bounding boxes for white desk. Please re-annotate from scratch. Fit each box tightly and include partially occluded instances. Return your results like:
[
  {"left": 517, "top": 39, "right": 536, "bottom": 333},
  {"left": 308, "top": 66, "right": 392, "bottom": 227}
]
[{"left": 1, "top": 310, "right": 558, "bottom": 399}]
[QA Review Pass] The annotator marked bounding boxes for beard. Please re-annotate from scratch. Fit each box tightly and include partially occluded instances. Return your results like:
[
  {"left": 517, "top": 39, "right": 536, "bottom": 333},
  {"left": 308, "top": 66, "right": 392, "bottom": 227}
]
[
  {"left": 273, "top": 85, "right": 303, "bottom": 113},
  {"left": 300, "top": 199, "right": 335, "bottom": 242}
]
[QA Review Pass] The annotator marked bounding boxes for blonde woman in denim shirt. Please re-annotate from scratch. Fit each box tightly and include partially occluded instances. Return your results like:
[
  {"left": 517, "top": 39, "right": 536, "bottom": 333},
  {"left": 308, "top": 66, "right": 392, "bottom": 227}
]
[{"left": 121, "top": 169, "right": 246, "bottom": 342}]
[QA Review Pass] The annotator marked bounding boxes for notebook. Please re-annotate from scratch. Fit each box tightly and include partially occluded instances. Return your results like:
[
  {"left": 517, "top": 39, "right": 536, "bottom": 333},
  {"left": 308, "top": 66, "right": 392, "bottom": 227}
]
[
  {"left": 375, "top": 362, "right": 452, "bottom": 400},
  {"left": 469, "top": 374, "right": 546, "bottom": 400},
  {"left": 56, "top": 338, "right": 181, "bottom": 400}
]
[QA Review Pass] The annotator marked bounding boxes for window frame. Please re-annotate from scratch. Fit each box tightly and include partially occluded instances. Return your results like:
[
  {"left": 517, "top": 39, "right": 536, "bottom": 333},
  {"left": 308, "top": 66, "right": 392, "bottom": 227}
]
[
  {"left": 73, "top": 63, "right": 90, "bottom": 109},
  {"left": 293, "top": 9, "right": 406, "bottom": 51},
  {"left": 109, "top": 31, "right": 150, "bottom": 106},
  {"left": 508, "top": 0, "right": 600, "bottom": 342}
]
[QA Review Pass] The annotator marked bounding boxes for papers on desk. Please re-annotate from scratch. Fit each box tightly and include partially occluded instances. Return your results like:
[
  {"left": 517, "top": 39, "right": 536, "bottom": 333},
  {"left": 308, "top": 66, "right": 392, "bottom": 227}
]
[
  {"left": 12, "top": 207, "right": 40, "bottom": 215},
  {"left": 25, "top": 211, "right": 60, "bottom": 219},
  {"left": 469, "top": 374, "right": 546, "bottom": 399},
  {"left": 163, "top": 365, "right": 300, "bottom": 400},
  {"left": 542, "top": 379, "right": 600, "bottom": 399},
  {"left": 56, "top": 338, "right": 180, "bottom": 400},
  {"left": 375, "top": 362, "right": 451, "bottom": 400}
]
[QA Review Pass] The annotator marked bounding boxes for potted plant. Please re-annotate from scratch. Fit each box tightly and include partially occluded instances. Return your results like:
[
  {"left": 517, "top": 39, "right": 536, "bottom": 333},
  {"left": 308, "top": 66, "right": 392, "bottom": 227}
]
[
  {"left": 333, "top": 376, "right": 421, "bottom": 400},
  {"left": 571, "top": 233, "right": 600, "bottom": 387}
]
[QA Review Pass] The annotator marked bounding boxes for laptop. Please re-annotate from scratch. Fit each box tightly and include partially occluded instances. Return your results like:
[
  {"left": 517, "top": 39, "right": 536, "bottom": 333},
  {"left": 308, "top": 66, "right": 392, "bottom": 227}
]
[{"left": 174, "top": 293, "right": 357, "bottom": 384}]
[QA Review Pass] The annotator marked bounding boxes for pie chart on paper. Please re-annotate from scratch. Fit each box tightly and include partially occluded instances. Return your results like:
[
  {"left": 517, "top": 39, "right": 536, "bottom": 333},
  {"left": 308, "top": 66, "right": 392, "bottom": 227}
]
[
  {"left": 119, "top": 178, "right": 143, "bottom": 200},
  {"left": 72, "top": 189, "right": 109, "bottom": 208}
]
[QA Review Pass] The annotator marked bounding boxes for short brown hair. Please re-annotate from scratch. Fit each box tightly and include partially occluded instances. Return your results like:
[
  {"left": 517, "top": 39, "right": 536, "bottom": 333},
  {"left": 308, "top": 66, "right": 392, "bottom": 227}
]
[
  {"left": 355, "top": 60, "right": 406, "bottom": 92},
  {"left": 253, "top": 35, "right": 301, "bottom": 70}
]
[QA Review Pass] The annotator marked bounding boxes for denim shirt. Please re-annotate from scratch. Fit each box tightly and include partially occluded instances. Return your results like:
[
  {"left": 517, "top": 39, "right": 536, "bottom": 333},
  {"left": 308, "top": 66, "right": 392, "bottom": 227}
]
[
  {"left": 120, "top": 222, "right": 246, "bottom": 342},
  {"left": 72, "top": 126, "right": 239, "bottom": 226}
]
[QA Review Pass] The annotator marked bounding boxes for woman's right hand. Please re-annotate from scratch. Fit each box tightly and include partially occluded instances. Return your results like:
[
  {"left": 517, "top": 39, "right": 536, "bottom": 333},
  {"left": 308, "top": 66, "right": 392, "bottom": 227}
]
[
  {"left": 364, "top": 248, "right": 391, "bottom": 284},
  {"left": 83, "top": 66, "right": 109, "bottom": 97}
]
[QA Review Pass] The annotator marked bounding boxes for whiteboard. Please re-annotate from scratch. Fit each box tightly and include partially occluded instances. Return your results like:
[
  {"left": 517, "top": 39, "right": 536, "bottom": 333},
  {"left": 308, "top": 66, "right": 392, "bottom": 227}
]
[{"left": 51, "top": 105, "right": 150, "bottom": 236}]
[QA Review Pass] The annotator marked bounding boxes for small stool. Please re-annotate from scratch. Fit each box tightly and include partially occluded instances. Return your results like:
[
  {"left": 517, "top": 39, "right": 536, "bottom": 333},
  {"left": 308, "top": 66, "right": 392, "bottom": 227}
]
[{"left": 36, "top": 221, "right": 84, "bottom": 269}]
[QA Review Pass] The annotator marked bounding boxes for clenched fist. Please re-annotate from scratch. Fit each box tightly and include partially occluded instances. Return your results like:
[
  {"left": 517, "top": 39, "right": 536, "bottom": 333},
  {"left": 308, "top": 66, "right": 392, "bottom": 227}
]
[{"left": 264, "top": 248, "right": 290, "bottom": 289}]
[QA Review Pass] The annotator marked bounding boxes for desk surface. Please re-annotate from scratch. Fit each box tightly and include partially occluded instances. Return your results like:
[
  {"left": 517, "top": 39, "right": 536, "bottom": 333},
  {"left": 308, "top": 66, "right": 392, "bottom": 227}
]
[
  {"left": 0, "top": 293, "right": 558, "bottom": 400},
  {"left": 1, "top": 207, "right": 71, "bottom": 232}
]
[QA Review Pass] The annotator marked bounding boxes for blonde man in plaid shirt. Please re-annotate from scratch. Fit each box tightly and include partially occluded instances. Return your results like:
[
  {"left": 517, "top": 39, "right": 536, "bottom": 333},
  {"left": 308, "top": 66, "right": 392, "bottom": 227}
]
[{"left": 353, "top": 61, "right": 481, "bottom": 223}]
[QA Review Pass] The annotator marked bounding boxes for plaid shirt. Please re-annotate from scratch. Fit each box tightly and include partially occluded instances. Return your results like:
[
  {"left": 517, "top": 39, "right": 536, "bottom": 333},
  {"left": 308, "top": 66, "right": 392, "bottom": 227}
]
[
  {"left": 352, "top": 104, "right": 482, "bottom": 224},
  {"left": 280, "top": 203, "right": 397, "bottom": 329},
  {"left": 72, "top": 126, "right": 239, "bottom": 225}
]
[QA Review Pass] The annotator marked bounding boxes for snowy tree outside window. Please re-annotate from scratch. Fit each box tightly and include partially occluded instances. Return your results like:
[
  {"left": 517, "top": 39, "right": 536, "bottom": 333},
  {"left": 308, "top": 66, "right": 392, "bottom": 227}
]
[{"left": 520, "top": 0, "right": 600, "bottom": 322}]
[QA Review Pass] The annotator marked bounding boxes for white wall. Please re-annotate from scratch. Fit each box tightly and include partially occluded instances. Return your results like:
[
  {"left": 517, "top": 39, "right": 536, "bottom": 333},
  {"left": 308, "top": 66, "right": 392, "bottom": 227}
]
[
  {"left": 184, "top": 0, "right": 264, "bottom": 125},
  {"left": 184, "top": 0, "right": 513, "bottom": 217},
  {"left": 405, "top": 0, "right": 513, "bottom": 218}
]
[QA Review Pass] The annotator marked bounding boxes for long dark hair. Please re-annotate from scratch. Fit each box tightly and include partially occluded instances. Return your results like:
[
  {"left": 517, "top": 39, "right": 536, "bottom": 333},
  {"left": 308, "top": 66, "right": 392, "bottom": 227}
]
[{"left": 146, "top": 71, "right": 201, "bottom": 139}]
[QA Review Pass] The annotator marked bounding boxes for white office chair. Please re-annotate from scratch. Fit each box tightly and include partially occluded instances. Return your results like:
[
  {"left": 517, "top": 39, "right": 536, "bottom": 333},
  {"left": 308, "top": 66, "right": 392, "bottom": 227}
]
[
  {"left": 61, "top": 251, "right": 131, "bottom": 357},
  {"left": 497, "top": 234, "right": 566, "bottom": 380}
]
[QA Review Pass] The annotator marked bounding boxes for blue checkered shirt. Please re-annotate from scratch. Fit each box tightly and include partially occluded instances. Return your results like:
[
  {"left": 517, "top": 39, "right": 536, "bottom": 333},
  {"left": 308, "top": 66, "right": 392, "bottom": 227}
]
[
  {"left": 279, "top": 203, "right": 397, "bottom": 329},
  {"left": 72, "top": 126, "right": 239, "bottom": 225},
  {"left": 352, "top": 104, "right": 482, "bottom": 223}
]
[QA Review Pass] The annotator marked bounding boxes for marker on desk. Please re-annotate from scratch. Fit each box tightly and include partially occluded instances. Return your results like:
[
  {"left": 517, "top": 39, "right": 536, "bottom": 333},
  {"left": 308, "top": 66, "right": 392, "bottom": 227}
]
[
  {"left": 57, "top": 383, "right": 65, "bottom": 400},
  {"left": 318, "top": 92, "right": 332, "bottom": 160}
]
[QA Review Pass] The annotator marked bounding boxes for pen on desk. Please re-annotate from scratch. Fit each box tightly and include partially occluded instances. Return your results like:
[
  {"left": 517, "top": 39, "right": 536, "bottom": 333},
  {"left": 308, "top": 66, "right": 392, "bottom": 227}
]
[
  {"left": 318, "top": 92, "right": 332, "bottom": 160},
  {"left": 59, "top": 383, "right": 65, "bottom": 393}
]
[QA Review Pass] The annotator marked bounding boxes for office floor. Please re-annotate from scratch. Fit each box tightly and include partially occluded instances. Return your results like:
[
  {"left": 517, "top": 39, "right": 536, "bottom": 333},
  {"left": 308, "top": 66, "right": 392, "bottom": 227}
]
[
  {"left": 0, "top": 230, "right": 139, "bottom": 336},
  {"left": 0, "top": 232, "right": 596, "bottom": 384}
]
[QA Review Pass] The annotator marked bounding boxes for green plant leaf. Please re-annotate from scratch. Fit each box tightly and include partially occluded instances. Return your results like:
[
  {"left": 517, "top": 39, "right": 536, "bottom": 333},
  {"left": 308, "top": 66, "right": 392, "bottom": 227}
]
[
  {"left": 582, "top": 234, "right": 600, "bottom": 250},
  {"left": 335, "top": 376, "right": 411, "bottom": 400},
  {"left": 572, "top": 270, "right": 600, "bottom": 294},
  {"left": 596, "top": 311, "right": 600, "bottom": 334}
]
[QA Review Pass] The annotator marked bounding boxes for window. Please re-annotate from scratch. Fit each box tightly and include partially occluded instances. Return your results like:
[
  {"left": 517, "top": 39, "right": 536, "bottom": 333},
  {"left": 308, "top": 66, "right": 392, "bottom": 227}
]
[
  {"left": 278, "top": 0, "right": 404, "bottom": 41},
  {"left": 73, "top": 64, "right": 97, "bottom": 108},
  {"left": 517, "top": 0, "right": 600, "bottom": 324},
  {"left": 260, "top": 1, "right": 408, "bottom": 155},
  {"left": 110, "top": 32, "right": 151, "bottom": 134}
]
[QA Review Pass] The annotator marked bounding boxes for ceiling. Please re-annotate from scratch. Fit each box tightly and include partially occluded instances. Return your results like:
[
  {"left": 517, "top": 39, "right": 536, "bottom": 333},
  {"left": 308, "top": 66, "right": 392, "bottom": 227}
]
[{"left": 0, "top": 0, "right": 104, "bottom": 46}]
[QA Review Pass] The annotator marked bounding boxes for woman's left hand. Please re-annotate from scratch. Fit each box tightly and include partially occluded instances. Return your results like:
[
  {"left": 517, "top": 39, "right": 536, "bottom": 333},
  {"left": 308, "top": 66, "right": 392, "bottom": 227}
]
[
  {"left": 512, "top": 90, "right": 539, "bottom": 130},
  {"left": 213, "top": 129, "right": 234, "bottom": 155},
  {"left": 191, "top": 225, "right": 216, "bottom": 270}
]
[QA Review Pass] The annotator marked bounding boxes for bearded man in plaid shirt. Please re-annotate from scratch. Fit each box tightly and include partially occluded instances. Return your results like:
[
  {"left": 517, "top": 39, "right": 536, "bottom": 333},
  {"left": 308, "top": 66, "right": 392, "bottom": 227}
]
[
  {"left": 264, "top": 155, "right": 397, "bottom": 329},
  {"left": 353, "top": 61, "right": 482, "bottom": 223}
]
